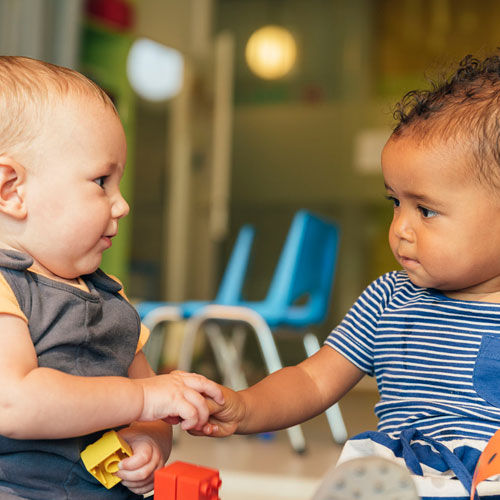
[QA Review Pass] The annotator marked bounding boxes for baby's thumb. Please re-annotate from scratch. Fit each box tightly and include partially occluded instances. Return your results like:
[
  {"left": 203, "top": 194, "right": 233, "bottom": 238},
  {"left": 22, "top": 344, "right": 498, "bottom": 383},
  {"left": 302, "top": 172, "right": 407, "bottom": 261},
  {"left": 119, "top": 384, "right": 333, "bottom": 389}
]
[{"left": 206, "top": 395, "right": 225, "bottom": 416}]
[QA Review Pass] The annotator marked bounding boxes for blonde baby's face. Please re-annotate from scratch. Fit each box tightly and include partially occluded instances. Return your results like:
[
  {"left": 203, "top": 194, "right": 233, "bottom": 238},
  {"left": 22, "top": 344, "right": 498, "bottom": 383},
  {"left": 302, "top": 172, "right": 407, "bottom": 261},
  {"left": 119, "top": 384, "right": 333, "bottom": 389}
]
[
  {"left": 382, "top": 135, "right": 500, "bottom": 301},
  {"left": 22, "top": 94, "right": 129, "bottom": 280}
]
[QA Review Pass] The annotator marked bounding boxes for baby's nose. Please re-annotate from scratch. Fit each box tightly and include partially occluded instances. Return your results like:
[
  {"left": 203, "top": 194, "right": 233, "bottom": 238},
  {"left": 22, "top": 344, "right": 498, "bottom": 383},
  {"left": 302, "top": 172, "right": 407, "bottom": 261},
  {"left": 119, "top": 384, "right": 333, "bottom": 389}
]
[
  {"left": 112, "top": 194, "right": 129, "bottom": 219},
  {"left": 392, "top": 213, "right": 414, "bottom": 242}
]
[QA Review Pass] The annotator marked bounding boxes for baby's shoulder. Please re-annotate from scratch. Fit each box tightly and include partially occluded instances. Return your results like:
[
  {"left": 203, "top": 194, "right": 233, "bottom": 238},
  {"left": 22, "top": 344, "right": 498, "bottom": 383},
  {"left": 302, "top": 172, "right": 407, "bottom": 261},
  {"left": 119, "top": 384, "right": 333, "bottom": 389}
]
[
  {"left": 369, "top": 270, "right": 414, "bottom": 294},
  {"left": 366, "top": 270, "right": 429, "bottom": 307}
]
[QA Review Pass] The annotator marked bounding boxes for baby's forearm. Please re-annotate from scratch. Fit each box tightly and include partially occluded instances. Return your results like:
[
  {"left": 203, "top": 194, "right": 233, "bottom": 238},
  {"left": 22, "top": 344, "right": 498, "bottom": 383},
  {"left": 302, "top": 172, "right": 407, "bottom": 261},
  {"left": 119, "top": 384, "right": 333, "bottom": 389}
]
[
  {"left": 233, "top": 347, "right": 364, "bottom": 435},
  {"left": 236, "top": 364, "right": 325, "bottom": 434},
  {"left": 0, "top": 367, "right": 144, "bottom": 440}
]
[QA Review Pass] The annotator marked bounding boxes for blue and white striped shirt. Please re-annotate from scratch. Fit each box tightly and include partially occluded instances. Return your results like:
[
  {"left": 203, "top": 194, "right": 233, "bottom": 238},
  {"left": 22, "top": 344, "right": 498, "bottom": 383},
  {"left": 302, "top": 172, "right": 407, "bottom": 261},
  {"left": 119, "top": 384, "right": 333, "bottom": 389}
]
[{"left": 326, "top": 271, "right": 500, "bottom": 443}]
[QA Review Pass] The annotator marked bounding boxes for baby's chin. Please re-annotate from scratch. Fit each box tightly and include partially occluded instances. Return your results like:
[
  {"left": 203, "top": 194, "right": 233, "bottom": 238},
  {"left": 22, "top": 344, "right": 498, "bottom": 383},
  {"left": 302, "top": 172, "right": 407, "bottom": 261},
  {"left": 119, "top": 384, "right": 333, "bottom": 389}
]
[
  {"left": 58, "top": 261, "right": 101, "bottom": 280},
  {"left": 403, "top": 270, "right": 438, "bottom": 290}
]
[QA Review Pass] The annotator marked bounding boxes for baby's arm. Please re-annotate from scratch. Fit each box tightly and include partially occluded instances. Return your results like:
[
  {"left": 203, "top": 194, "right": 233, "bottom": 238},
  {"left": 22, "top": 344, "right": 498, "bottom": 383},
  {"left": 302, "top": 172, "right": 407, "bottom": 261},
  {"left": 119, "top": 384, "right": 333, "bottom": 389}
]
[
  {"left": 0, "top": 314, "right": 223, "bottom": 440},
  {"left": 115, "top": 352, "right": 172, "bottom": 495},
  {"left": 203, "top": 345, "right": 364, "bottom": 437}
]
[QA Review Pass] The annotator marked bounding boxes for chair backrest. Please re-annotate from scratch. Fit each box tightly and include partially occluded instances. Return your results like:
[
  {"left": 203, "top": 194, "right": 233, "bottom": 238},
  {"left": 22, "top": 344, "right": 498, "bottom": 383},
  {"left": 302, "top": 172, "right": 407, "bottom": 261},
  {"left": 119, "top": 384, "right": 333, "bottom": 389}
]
[
  {"left": 215, "top": 224, "right": 255, "bottom": 304},
  {"left": 265, "top": 210, "right": 340, "bottom": 324}
]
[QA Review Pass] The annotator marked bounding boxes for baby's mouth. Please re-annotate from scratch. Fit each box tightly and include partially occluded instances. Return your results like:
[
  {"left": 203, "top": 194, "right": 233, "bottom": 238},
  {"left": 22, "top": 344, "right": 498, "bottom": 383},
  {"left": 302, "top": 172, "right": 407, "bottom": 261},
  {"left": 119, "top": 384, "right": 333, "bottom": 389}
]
[{"left": 399, "top": 254, "right": 419, "bottom": 268}]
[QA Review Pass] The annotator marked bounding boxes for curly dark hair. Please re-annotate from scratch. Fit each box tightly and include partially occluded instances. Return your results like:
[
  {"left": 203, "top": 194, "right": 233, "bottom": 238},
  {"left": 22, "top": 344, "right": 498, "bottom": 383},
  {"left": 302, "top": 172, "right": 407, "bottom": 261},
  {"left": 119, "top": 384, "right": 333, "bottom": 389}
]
[{"left": 392, "top": 52, "right": 500, "bottom": 185}]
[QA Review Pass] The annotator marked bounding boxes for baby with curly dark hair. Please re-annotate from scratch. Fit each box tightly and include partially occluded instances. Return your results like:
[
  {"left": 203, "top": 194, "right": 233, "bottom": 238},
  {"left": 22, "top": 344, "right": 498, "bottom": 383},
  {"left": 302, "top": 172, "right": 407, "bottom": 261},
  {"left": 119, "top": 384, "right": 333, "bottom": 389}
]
[{"left": 198, "top": 52, "right": 500, "bottom": 500}]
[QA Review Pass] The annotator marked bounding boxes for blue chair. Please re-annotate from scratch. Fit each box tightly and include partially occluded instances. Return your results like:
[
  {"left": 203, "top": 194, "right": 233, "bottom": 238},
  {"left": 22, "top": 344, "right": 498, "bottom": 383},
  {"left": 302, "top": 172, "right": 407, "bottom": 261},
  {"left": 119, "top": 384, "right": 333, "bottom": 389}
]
[
  {"left": 135, "top": 224, "right": 255, "bottom": 371},
  {"left": 177, "top": 210, "right": 347, "bottom": 453}
]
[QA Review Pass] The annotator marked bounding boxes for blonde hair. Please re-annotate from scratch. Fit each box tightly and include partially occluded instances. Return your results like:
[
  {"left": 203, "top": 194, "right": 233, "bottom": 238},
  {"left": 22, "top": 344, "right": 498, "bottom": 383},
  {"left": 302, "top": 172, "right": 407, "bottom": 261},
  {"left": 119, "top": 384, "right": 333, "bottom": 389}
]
[{"left": 0, "top": 56, "right": 117, "bottom": 157}]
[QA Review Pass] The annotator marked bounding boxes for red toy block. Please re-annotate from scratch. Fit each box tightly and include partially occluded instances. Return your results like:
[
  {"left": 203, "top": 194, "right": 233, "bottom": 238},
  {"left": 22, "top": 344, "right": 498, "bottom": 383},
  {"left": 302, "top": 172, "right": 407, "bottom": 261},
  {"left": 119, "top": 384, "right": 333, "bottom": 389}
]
[{"left": 154, "top": 461, "right": 221, "bottom": 500}]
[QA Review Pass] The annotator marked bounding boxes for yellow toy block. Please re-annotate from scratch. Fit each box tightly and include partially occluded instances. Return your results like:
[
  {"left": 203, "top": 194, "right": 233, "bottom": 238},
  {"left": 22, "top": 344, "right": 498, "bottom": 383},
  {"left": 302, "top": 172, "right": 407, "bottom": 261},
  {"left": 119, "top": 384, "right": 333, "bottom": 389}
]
[{"left": 81, "top": 430, "right": 133, "bottom": 489}]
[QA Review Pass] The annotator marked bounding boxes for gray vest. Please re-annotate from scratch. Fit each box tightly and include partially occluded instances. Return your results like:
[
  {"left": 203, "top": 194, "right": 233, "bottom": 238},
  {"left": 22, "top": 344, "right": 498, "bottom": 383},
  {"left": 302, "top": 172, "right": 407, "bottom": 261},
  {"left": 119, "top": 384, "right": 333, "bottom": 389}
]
[{"left": 0, "top": 249, "right": 142, "bottom": 499}]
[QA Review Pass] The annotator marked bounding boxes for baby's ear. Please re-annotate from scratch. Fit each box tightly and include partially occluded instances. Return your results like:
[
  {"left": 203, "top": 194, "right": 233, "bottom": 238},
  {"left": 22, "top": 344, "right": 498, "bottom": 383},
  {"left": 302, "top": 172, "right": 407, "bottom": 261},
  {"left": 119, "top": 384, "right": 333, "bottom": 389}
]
[{"left": 0, "top": 158, "right": 27, "bottom": 219}]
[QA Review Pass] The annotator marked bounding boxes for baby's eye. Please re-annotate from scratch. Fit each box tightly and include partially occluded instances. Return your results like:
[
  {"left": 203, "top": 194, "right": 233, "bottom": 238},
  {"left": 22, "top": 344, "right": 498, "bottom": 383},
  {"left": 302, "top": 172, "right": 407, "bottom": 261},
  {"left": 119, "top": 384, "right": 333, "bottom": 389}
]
[
  {"left": 419, "top": 206, "right": 438, "bottom": 218},
  {"left": 93, "top": 176, "right": 107, "bottom": 188},
  {"left": 385, "top": 195, "right": 400, "bottom": 208}
]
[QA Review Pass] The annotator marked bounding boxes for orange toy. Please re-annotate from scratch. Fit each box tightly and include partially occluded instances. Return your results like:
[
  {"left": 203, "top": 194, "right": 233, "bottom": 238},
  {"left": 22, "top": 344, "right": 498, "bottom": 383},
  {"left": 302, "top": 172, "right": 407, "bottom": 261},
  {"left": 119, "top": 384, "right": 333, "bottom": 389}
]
[
  {"left": 470, "top": 429, "right": 500, "bottom": 500},
  {"left": 154, "top": 461, "right": 221, "bottom": 500}
]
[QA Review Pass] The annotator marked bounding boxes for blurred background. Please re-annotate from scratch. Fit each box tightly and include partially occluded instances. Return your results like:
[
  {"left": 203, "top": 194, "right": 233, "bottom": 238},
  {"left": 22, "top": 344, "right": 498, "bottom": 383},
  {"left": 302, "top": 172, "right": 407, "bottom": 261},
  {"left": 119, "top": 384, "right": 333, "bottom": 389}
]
[
  {"left": 4, "top": 0, "right": 498, "bottom": 318},
  {"left": 2, "top": 0, "right": 498, "bottom": 321},
  {"left": 1, "top": 1, "right": 499, "bottom": 497}
]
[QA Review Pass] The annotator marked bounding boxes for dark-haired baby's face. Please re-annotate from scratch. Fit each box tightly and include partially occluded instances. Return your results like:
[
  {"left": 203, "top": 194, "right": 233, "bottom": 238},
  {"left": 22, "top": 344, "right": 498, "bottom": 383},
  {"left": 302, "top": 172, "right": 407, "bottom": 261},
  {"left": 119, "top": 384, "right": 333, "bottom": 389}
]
[{"left": 382, "top": 135, "right": 500, "bottom": 301}]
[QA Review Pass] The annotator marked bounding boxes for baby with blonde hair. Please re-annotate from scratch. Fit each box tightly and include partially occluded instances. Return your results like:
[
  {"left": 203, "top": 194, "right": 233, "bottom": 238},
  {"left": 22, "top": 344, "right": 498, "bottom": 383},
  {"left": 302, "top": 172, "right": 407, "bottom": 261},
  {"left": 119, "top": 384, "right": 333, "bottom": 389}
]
[{"left": 0, "top": 56, "right": 223, "bottom": 499}]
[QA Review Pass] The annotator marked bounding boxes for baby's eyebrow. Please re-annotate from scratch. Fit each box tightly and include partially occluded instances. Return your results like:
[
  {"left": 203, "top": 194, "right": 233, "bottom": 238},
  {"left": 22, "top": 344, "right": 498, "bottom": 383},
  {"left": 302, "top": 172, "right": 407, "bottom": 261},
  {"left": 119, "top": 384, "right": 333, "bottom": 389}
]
[
  {"left": 105, "top": 162, "right": 124, "bottom": 174},
  {"left": 405, "top": 192, "right": 445, "bottom": 208},
  {"left": 384, "top": 183, "right": 445, "bottom": 208}
]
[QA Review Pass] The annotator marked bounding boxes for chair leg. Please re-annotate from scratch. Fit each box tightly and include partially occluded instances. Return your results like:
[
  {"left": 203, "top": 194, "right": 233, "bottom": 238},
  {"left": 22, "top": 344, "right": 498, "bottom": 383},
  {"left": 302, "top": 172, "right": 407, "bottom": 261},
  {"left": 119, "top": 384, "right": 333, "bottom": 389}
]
[
  {"left": 231, "top": 324, "right": 247, "bottom": 368},
  {"left": 179, "top": 306, "right": 307, "bottom": 454},
  {"left": 177, "top": 313, "right": 206, "bottom": 372},
  {"left": 207, "top": 306, "right": 307, "bottom": 453},
  {"left": 245, "top": 311, "right": 307, "bottom": 454},
  {"left": 141, "top": 306, "right": 182, "bottom": 372},
  {"left": 204, "top": 322, "right": 249, "bottom": 390},
  {"left": 142, "top": 305, "right": 182, "bottom": 330},
  {"left": 303, "top": 333, "right": 348, "bottom": 444},
  {"left": 142, "top": 326, "right": 166, "bottom": 373}
]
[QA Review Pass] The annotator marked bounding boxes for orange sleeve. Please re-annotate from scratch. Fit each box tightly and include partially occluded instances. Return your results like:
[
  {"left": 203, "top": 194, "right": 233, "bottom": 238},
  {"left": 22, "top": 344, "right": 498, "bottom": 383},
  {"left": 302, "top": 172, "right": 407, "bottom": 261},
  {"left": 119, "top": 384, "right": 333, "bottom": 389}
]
[
  {"left": 0, "top": 272, "right": 28, "bottom": 322},
  {"left": 136, "top": 324, "right": 151, "bottom": 353},
  {"left": 109, "top": 274, "right": 151, "bottom": 354}
]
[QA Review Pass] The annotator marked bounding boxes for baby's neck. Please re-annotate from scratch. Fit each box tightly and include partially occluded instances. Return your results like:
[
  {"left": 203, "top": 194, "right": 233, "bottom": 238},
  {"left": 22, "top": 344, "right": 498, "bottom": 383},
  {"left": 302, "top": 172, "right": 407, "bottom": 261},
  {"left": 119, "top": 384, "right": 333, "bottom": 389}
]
[
  {"left": 28, "top": 261, "right": 81, "bottom": 287},
  {"left": 0, "top": 244, "right": 84, "bottom": 288},
  {"left": 444, "top": 289, "right": 500, "bottom": 303}
]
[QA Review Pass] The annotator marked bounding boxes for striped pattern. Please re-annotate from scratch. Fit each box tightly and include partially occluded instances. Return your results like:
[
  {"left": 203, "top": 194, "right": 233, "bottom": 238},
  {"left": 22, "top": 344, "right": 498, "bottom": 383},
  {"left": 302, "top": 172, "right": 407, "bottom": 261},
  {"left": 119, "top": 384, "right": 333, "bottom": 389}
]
[{"left": 326, "top": 271, "right": 500, "bottom": 443}]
